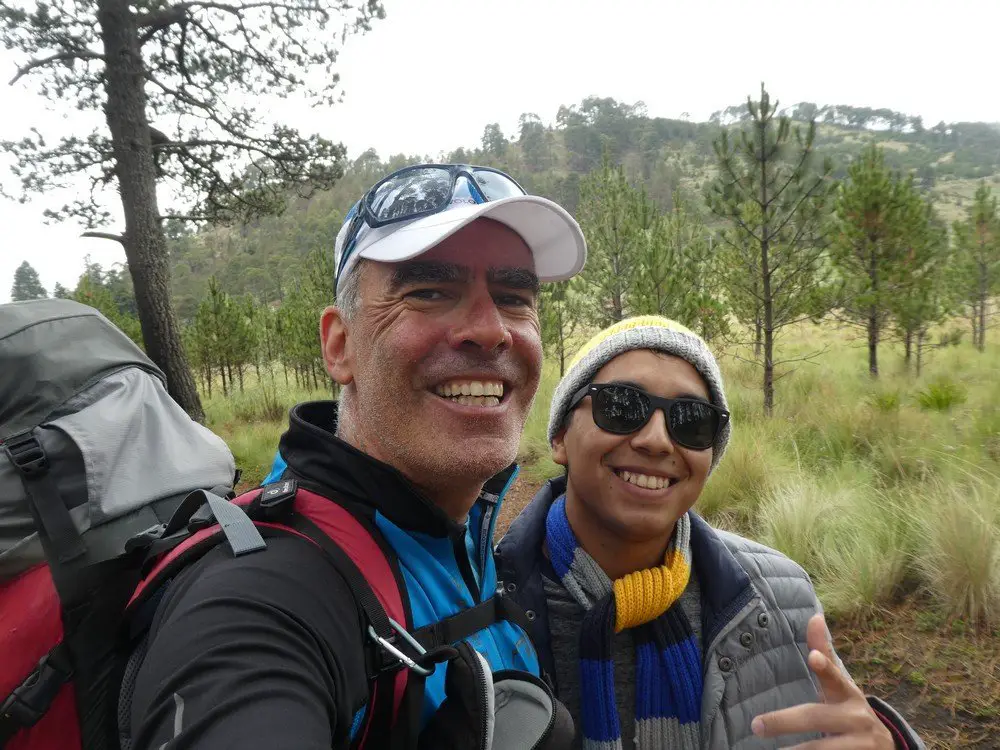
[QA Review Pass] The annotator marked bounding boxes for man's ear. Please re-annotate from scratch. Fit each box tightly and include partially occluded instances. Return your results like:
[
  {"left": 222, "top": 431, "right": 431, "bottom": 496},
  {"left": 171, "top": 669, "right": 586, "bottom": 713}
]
[
  {"left": 320, "top": 306, "right": 354, "bottom": 386},
  {"left": 551, "top": 427, "right": 569, "bottom": 467}
]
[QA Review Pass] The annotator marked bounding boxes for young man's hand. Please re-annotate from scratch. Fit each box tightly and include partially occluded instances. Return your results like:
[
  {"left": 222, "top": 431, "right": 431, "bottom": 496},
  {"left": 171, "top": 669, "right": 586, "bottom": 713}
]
[{"left": 750, "top": 614, "right": 896, "bottom": 749}]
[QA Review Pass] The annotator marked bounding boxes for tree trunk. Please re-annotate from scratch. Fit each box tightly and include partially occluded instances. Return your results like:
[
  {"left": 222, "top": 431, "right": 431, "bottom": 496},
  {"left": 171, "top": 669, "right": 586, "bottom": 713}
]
[
  {"left": 754, "top": 317, "right": 763, "bottom": 359},
  {"left": 868, "top": 305, "right": 879, "bottom": 377},
  {"left": 97, "top": 0, "right": 204, "bottom": 421},
  {"left": 558, "top": 328, "right": 566, "bottom": 378},
  {"left": 760, "top": 243, "right": 774, "bottom": 417},
  {"left": 254, "top": 361, "right": 261, "bottom": 380},
  {"left": 220, "top": 363, "right": 228, "bottom": 397},
  {"left": 204, "top": 366, "right": 212, "bottom": 398},
  {"left": 971, "top": 304, "right": 980, "bottom": 350},
  {"left": 904, "top": 330, "right": 913, "bottom": 370},
  {"left": 226, "top": 363, "right": 235, "bottom": 393},
  {"left": 978, "top": 262, "right": 988, "bottom": 352},
  {"left": 283, "top": 364, "right": 289, "bottom": 387},
  {"left": 916, "top": 330, "right": 925, "bottom": 377},
  {"left": 868, "top": 246, "right": 879, "bottom": 377},
  {"left": 237, "top": 364, "right": 244, "bottom": 393}
]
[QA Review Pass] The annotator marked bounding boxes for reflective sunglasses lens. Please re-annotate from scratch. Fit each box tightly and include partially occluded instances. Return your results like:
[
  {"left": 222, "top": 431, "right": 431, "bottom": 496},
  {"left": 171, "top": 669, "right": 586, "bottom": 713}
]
[
  {"left": 669, "top": 400, "right": 719, "bottom": 449},
  {"left": 367, "top": 167, "right": 453, "bottom": 222},
  {"left": 593, "top": 385, "right": 649, "bottom": 434},
  {"left": 471, "top": 169, "right": 524, "bottom": 200}
]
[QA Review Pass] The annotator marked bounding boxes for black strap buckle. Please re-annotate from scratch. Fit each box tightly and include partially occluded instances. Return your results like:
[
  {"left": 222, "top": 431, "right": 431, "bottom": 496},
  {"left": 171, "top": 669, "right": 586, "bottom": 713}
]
[
  {"left": 254, "top": 479, "right": 298, "bottom": 521},
  {"left": 4, "top": 432, "right": 48, "bottom": 478},
  {"left": 123, "top": 523, "right": 168, "bottom": 554},
  {"left": 0, "top": 652, "right": 73, "bottom": 729}
]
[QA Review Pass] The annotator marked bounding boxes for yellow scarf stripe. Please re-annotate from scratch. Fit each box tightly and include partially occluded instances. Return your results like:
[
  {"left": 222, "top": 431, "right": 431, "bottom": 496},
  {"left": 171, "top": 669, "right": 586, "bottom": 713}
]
[{"left": 613, "top": 550, "right": 691, "bottom": 633}]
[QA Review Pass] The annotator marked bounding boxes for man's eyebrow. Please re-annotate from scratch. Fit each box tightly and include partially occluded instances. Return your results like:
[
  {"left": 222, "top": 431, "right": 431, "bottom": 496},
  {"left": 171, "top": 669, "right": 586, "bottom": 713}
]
[
  {"left": 390, "top": 261, "right": 467, "bottom": 290},
  {"left": 487, "top": 267, "right": 540, "bottom": 294}
]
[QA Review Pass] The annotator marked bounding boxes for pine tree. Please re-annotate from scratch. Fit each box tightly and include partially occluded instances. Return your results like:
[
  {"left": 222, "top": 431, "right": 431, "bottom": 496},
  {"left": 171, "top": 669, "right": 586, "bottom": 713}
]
[
  {"left": 706, "top": 84, "right": 833, "bottom": 415},
  {"left": 576, "top": 154, "right": 655, "bottom": 326},
  {"left": 10, "top": 260, "right": 47, "bottom": 300},
  {"left": 2, "top": 0, "right": 384, "bottom": 421},
  {"left": 953, "top": 182, "right": 999, "bottom": 351},
  {"left": 831, "top": 145, "right": 918, "bottom": 377},
  {"left": 889, "top": 200, "right": 952, "bottom": 375}
]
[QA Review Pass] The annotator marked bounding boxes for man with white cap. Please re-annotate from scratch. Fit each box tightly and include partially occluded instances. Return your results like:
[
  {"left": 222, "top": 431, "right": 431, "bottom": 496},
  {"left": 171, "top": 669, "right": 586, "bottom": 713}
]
[{"left": 128, "top": 164, "right": 585, "bottom": 750}]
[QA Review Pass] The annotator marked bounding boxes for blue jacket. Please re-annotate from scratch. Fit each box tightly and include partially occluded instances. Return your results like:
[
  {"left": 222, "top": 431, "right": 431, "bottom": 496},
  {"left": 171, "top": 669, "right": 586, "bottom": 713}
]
[
  {"left": 272, "top": 402, "right": 539, "bottom": 729},
  {"left": 495, "top": 477, "right": 923, "bottom": 749}
]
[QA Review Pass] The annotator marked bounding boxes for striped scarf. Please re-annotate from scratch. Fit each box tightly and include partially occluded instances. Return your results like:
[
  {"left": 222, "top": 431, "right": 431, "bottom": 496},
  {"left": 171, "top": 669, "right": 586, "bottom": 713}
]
[{"left": 545, "top": 496, "right": 702, "bottom": 750}]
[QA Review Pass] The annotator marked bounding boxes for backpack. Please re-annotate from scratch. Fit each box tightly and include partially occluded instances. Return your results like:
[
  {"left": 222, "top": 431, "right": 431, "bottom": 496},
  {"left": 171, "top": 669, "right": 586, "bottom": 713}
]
[
  {"left": 1, "top": 300, "right": 571, "bottom": 750},
  {"left": 0, "top": 299, "right": 237, "bottom": 750}
]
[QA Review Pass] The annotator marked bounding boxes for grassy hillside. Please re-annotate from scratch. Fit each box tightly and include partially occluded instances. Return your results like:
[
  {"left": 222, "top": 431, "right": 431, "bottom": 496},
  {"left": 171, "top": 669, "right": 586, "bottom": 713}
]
[{"left": 164, "top": 98, "right": 1000, "bottom": 318}]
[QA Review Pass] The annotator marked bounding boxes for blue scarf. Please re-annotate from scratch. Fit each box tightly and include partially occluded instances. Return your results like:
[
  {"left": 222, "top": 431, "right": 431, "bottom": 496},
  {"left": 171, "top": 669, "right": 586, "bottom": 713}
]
[{"left": 546, "top": 496, "right": 702, "bottom": 750}]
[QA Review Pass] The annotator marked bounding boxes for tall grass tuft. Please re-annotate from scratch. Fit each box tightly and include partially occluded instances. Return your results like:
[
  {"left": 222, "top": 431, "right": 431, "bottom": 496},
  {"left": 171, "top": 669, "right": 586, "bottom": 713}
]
[{"left": 914, "top": 479, "right": 1000, "bottom": 628}]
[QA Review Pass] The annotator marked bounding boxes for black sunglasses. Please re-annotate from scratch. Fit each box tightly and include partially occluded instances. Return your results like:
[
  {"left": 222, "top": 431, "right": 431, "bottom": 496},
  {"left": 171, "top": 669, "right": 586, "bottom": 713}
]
[{"left": 568, "top": 383, "right": 729, "bottom": 450}]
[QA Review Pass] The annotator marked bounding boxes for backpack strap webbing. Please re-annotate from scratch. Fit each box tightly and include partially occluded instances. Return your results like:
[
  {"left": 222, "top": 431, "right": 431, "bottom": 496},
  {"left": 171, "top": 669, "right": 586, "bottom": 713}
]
[
  {"left": 275, "top": 513, "right": 412, "bottom": 750},
  {"left": 411, "top": 593, "right": 534, "bottom": 653},
  {"left": 3, "top": 430, "right": 86, "bottom": 563}
]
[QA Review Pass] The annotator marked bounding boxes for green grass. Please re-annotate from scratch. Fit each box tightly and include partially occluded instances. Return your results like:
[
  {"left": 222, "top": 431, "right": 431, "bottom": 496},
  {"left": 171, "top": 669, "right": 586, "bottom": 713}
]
[{"left": 916, "top": 377, "right": 967, "bottom": 411}]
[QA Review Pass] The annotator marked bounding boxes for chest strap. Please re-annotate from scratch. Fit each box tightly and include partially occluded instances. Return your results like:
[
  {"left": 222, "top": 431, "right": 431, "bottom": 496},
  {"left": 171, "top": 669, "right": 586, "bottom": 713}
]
[{"left": 411, "top": 592, "right": 533, "bottom": 653}]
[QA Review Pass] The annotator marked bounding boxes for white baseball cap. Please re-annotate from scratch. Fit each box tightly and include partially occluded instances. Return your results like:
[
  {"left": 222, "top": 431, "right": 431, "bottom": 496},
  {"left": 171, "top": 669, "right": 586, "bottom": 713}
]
[{"left": 333, "top": 171, "right": 587, "bottom": 293}]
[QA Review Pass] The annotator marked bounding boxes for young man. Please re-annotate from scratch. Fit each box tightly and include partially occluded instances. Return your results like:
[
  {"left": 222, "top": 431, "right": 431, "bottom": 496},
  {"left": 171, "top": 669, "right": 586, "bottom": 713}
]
[
  {"left": 127, "top": 165, "right": 585, "bottom": 749},
  {"left": 497, "top": 316, "right": 923, "bottom": 750}
]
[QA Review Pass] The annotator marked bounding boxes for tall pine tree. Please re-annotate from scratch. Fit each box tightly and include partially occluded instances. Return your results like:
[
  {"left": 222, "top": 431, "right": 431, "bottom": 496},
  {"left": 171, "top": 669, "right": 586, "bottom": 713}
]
[
  {"left": 706, "top": 84, "right": 833, "bottom": 415},
  {"left": 2, "top": 0, "right": 384, "bottom": 421}
]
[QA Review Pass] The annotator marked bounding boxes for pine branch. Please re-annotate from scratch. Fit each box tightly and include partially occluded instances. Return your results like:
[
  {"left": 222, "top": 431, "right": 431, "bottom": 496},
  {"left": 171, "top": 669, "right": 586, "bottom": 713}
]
[
  {"left": 81, "top": 231, "right": 125, "bottom": 244},
  {"left": 10, "top": 50, "right": 105, "bottom": 85}
]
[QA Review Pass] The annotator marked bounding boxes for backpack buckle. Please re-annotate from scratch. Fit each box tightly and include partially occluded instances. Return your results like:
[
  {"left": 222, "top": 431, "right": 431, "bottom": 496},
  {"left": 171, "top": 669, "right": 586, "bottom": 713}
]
[
  {"left": 4, "top": 432, "right": 48, "bottom": 478},
  {"left": 0, "top": 651, "right": 73, "bottom": 729},
  {"left": 255, "top": 479, "right": 298, "bottom": 521},
  {"left": 368, "top": 619, "right": 433, "bottom": 677},
  {"left": 123, "top": 523, "right": 168, "bottom": 553}
]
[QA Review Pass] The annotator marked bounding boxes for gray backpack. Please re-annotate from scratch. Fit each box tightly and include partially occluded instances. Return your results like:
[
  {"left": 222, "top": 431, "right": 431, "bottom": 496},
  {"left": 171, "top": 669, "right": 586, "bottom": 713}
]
[{"left": 0, "top": 299, "right": 236, "bottom": 750}]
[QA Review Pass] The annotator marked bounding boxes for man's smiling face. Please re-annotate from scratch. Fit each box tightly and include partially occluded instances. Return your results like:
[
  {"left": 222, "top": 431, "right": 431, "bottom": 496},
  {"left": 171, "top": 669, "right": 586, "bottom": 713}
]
[{"left": 324, "top": 218, "right": 542, "bottom": 505}]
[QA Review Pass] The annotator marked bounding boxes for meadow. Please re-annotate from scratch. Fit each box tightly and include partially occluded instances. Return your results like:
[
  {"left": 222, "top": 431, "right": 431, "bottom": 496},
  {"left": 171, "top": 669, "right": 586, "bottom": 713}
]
[{"left": 206, "top": 322, "right": 1000, "bottom": 748}]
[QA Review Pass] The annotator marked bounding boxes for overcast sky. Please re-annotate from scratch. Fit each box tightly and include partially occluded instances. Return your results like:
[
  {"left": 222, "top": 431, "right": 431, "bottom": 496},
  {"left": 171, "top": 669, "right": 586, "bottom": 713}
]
[{"left": 2, "top": 0, "right": 997, "bottom": 302}]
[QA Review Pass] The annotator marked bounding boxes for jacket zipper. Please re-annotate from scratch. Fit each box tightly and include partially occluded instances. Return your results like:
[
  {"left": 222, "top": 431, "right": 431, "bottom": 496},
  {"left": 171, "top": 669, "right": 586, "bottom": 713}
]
[
  {"left": 478, "top": 490, "right": 500, "bottom": 584},
  {"left": 453, "top": 530, "right": 481, "bottom": 601}
]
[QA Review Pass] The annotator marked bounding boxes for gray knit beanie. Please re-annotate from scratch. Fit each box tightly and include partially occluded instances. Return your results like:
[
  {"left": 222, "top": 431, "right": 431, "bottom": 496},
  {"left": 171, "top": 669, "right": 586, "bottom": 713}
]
[{"left": 547, "top": 315, "right": 731, "bottom": 471}]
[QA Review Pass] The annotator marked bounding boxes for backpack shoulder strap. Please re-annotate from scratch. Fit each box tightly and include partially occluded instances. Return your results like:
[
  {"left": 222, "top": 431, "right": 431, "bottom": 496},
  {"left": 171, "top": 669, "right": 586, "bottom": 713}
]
[{"left": 268, "top": 483, "right": 419, "bottom": 750}]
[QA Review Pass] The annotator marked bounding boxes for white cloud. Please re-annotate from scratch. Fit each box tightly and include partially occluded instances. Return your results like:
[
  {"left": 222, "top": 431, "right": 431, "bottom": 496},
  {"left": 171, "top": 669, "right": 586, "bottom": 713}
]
[{"left": 2, "top": 0, "right": 997, "bottom": 301}]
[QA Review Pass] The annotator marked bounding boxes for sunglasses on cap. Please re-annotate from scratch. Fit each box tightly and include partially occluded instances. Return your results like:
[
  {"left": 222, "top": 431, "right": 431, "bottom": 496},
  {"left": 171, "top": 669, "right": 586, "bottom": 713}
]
[
  {"left": 337, "top": 164, "right": 527, "bottom": 278},
  {"left": 568, "top": 383, "right": 730, "bottom": 450}
]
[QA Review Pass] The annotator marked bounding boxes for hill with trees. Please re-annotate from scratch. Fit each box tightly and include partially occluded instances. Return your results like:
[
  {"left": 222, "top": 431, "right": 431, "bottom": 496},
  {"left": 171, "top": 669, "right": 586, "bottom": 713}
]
[{"left": 158, "top": 95, "right": 1000, "bottom": 318}]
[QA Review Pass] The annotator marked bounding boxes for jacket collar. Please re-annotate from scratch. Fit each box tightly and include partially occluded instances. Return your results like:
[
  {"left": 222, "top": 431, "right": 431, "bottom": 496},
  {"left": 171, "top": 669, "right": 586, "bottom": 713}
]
[
  {"left": 497, "top": 476, "right": 755, "bottom": 643},
  {"left": 279, "top": 400, "right": 518, "bottom": 538}
]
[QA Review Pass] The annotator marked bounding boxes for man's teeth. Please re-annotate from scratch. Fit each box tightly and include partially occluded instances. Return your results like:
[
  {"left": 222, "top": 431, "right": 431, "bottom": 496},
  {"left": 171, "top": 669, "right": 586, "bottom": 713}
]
[
  {"left": 434, "top": 381, "right": 504, "bottom": 407},
  {"left": 616, "top": 470, "right": 672, "bottom": 490},
  {"left": 452, "top": 395, "right": 500, "bottom": 407}
]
